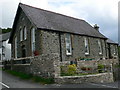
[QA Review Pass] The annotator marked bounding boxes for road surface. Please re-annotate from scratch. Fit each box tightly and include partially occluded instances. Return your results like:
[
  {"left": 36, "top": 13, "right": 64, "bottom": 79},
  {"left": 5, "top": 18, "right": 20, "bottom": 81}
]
[{"left": 0, "top": 70, "right": 119, "bottom": 88}]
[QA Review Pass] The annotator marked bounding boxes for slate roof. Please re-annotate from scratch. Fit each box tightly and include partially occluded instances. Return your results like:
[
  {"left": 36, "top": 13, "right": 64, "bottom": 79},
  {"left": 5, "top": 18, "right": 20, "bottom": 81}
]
[
  {"left": 107, "top": 38, "right": 118, "bottom": 45},
  {"left": 9, "top": 3, "right": 107, "bottom": 43},
  {"left": 0, "top": 32, "right": 10, "bottom": 48},
  {"left": 0, "top": 32, "right": 10, "bottom": 42}
]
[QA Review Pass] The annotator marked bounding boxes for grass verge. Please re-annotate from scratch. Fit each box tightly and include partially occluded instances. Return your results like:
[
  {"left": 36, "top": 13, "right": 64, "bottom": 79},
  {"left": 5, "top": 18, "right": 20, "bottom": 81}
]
[
  {"left": 5, "top": 69, "right": 54, "bottom": 84},
  {"left": 0, "top": 68, "right": 2, "bottom": 70},
  {"left": 114, "top": 64, "right": 120, "bottom": 68},
  {"left": 61, "top": 72, "right": 100, "bottom": 76}
]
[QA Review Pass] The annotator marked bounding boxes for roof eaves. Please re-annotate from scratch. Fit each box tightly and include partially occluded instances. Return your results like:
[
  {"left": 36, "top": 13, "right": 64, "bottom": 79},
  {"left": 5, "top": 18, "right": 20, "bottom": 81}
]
[
  {"left": 37, "top": 27, "right": 107, "bottom": 39},
  {"left": 8, "top": 3, "right": 37, "bottom": 43},
  {"left": 107, "top": 42, "right": 118, "bottom": 45},
  {"left": 8, "top": 4, "right": 21, "bottom": 43}
]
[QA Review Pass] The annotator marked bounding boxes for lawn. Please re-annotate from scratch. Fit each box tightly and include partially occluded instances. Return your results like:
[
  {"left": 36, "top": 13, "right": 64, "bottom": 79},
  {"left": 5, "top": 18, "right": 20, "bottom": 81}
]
[{"left": 5, "top": 69, "right": 54, "bottom": 84}]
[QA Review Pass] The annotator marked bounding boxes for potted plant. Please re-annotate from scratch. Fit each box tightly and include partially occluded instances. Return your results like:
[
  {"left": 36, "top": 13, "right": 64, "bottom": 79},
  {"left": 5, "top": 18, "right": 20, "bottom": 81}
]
[
  {"left": 98, "top": 64, "right": 104, "bottom": 73},
  {"left": 34, "top": 51, "right": 39, "bottom": 56}
]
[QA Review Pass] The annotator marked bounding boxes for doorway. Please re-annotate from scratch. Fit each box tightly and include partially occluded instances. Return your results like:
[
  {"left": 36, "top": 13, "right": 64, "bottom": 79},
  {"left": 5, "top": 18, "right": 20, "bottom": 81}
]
[{"left": 22, "top": 45, "right": 26, "bottom": 57}]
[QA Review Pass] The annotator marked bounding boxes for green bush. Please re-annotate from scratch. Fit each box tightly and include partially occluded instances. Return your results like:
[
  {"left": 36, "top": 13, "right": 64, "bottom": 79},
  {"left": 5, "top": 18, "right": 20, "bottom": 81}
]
[
  {"left": 5, "top": 70, "right": 32, "bottom": 79},
  {"left": 60, "top": 64, "right": 77, "bottom": 76},
  {"left": 33, "top": 76, "right": 54, "bottom": 84},
  {"left": 67, "top": 64, "right": 77, "bottom": 75},
  {"left": 98, "top": 64, "right": 104, "bottom": 73},
  {"left": 2, "top": 28, "right": 12, "bottom": 33},
  {"left": 118, "top": 46, "right": 120, "bottom": 58},
  {"left": 98, "top": 64, "right": 104, "bottom": 69}
]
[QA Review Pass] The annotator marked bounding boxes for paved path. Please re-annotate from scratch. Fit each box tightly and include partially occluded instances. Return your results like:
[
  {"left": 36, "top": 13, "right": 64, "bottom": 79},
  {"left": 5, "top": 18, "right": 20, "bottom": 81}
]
[
  {"left": 0, "top": 70, "right": 119, "bottom": 88},
  {"left": 1, "top": 70, "right": 45, "bottom": 88}
]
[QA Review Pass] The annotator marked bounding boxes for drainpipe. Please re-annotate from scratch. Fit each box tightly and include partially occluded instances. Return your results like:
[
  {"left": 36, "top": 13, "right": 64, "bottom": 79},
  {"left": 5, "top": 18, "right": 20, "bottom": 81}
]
[
  {"left": 105, "top": 40, "right": 108, "bottom": 59},
  {"left": 110, "top": 64, "right": 113, "bottom": 72},
  {"left": 59, "top": 32, "right": 62, "bottom": 62}
]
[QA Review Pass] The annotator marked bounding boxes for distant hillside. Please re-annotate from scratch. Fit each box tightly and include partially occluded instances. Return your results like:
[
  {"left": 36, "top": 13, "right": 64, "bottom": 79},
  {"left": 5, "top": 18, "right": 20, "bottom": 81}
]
[
  {"left": 0, "top": 28, "right": 12, "bottom": 34},
  {"left": 118, "top": 46, "right": 120, "bottom": 58}
]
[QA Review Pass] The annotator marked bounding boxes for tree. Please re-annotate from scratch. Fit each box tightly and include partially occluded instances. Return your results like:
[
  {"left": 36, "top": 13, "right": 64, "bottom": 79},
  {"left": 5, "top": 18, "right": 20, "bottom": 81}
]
[
  {"left": 118, "top": 46, "right": 120, "bottom": 58},
  {"left": 0, "top": 28, "right": 12, "bottom": 34}
]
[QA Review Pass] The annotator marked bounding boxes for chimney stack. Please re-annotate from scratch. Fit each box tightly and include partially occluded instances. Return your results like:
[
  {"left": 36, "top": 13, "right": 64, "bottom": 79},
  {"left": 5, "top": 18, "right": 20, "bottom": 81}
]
[{"left": 94, "top": 24, "right": 99, "bottom": 31}]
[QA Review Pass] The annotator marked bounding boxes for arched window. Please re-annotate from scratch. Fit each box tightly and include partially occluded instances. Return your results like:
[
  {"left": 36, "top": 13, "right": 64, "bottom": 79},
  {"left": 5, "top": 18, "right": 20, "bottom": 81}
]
[
  {"left": 20, "top": 26, "right": 27, "bottom": 41},
  {"left": 15, "top": 36, "right": 17, "bottom": 58},
  {"left": 98, "top": 39, "right": 102, "bottom": 55},
  {"left": 31, "top": 28, "right": 35, "bottom": 56},
  {"left": 84, "top": 37, "right": 89, "bottom": 55},
  {"left": 20, "top": 28, "right": 23, "bottom": 41},
  {"left": 65, "top": 33, "right": 72, "bottom": 55},
  {"left": 23, "top": 26, "right": 27, "bottom": 40}
]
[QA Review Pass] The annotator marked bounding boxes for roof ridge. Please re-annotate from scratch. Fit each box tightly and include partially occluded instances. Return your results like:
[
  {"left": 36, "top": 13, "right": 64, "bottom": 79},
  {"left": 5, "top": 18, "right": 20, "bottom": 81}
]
[
  {"left": 19, "top": 3, "right": 85, "bottom": 22},
  {"left": 0, "top": 32, "right": 10, "bottom": 35},
  {"left": 107, "top": 38, "right": 118, "bottom": 44}
]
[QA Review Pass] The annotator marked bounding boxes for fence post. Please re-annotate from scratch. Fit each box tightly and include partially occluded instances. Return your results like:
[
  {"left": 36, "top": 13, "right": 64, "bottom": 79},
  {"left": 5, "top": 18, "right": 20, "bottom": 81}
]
[
  {"left": 11, "top": 59, "right": 14, "bottom": 70},
  {"left": 110, "top": 64, "right": 113, "bottom": 72}
]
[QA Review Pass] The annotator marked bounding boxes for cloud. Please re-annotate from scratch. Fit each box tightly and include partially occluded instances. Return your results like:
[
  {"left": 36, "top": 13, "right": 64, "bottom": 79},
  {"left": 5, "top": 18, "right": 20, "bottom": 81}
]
[
  {"left": 1, "top": 0, "right": 119, "bottom": 43},
  {"left": 47, "top": 0, "right": 119, "bottom": 43},
  {"left": 0, "top": 2, "right": 2, "bottom": 29},
  {"left": 1, "top": 0, "right": 19, "bottom": 28}
]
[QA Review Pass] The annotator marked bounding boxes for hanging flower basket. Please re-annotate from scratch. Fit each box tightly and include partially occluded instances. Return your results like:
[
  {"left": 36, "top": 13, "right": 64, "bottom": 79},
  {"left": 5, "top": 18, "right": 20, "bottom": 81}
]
[{"left": 34, "top": 51, "right": 39, "bottom": 56}]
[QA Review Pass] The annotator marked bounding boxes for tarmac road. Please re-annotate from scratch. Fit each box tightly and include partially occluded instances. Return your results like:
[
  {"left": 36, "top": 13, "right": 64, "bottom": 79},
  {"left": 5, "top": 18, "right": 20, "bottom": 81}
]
[{"left": 0, "top": 70, "right": 119, "bottom": 89}]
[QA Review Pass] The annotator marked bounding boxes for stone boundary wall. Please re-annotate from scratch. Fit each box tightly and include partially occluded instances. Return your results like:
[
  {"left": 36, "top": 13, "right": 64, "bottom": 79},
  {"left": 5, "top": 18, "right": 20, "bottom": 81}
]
[
  {"left": 60, "top": 59, "right": 119, "bottom": 71},
  {"left": 60, "top": 59, "right": 119, "bottom": 66},
  {"left": 6, "top": 55, "right": 119, "bottom": 83},
  {"left": 11, "top": 53, "right": 60, "bottom": 78},
  {"left": 58, "top": 58, "right": 119, "bottom": 82},
  {"left": 55, "top": 73, "right": 114, "bottom": 84}
]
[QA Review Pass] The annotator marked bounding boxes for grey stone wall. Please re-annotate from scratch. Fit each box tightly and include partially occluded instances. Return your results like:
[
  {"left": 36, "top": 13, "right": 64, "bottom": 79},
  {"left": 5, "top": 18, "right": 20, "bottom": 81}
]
[
  {"left": 60, "top": 33, "right": 107, "bottom": 61},
  {"left": 59, "top": 58, "right": 119, "bottom": 76},
  {"left": 10, "top": 55, "right": 118, "bottom": 83},
  {"left": 11, "top": 64, "right": 31, "bottom": 74},
  {"left": 108, "top": 44, "right": 118, "bottom": 59},
  {"left": 40, "top": 30, "right": 60, "bottom": 55},
  {"left": 11, "top": 9, "right": 37, "bottom": 58},
  {"left": 55, "top": 73, "right": 114, "bottom": 84},
  {"left": 12, "top": 53, "right": 60, "bottom": 78},
  {"left": 30, "top": 53, "right": 60, "bottom": 78},
  {"left": 38, "top": 30, "right": 107, "bottom": 62}
]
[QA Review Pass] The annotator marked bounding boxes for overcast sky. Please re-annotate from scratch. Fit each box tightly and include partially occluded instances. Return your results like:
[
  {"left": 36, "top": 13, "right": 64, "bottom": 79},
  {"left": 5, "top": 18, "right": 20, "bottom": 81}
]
[{"left": 0, "top": 0, "right": 119, "bottom": 43}]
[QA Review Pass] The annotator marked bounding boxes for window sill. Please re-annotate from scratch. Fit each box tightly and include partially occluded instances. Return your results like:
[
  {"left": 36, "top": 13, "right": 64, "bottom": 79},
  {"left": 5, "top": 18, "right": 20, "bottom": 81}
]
[
  {"left": 66, "top": 53, "right": 72, "bottom": 56},
  {"left": 14, "top": 64, "right": 30, "bottom": 66},
  {"left": 99, "top": 53, "right": 103, "bottom": 55},
  {"left": 85, "top": 53, "right": 89, "bottom": 55},
  {"left": 20, "top": 39, "right": 27, "bottom": 42}
]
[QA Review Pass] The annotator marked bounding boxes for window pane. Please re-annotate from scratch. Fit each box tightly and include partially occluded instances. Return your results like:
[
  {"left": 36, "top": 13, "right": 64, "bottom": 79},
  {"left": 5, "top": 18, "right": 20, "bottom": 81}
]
[
  {"left": 114, "top": 46, "right": 116, "bottom": 55},
  {"left": 31, "top": 28, "right": 35, "bottom": 56},
  {"left": 65, "top": 34, "right": 72, "bottom": 55},
  {"left": 98, "top": 39, "right": 102, "bottom": 54},
  {"left": 84, "top": 37, "right": 89, "bottom": 54},
  {"left": 15, "top": 37, "right": 17, "bottom": 58},
  {"left": 20, "top": 29, "right": 23, "bottom": 41},
  {"left": 24, "top": 27, "right": 27, "bottom": 40},
  {"left": 32, "top": 28, "right": 35, "bottom": 42}
]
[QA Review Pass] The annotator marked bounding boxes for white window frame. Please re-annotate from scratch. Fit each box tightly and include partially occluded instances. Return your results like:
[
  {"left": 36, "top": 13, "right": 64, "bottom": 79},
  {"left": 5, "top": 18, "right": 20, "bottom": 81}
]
[
  {"left": 31, "top": 28, "right": 35, "bottom": 56},
  {"left": 65, "top": 33, "right": 72, "bottom": 55},
  {"left": 15, "top": 36, "right": 17, "bottom": 58},
  {"left": 113, "top": 46, "right": 116, "bottom": 55},
  {"left": 20, "top": 28, "right": 23, "bottom": 41},
  {"left": 98, "top": 39, "right": 102, "bottom": 55},
  {"left": 24, "top": 27, "right": 27, "bottom": 40},
  {"left": 84, "top": 37, "right": 89, "bottom": 55}
]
